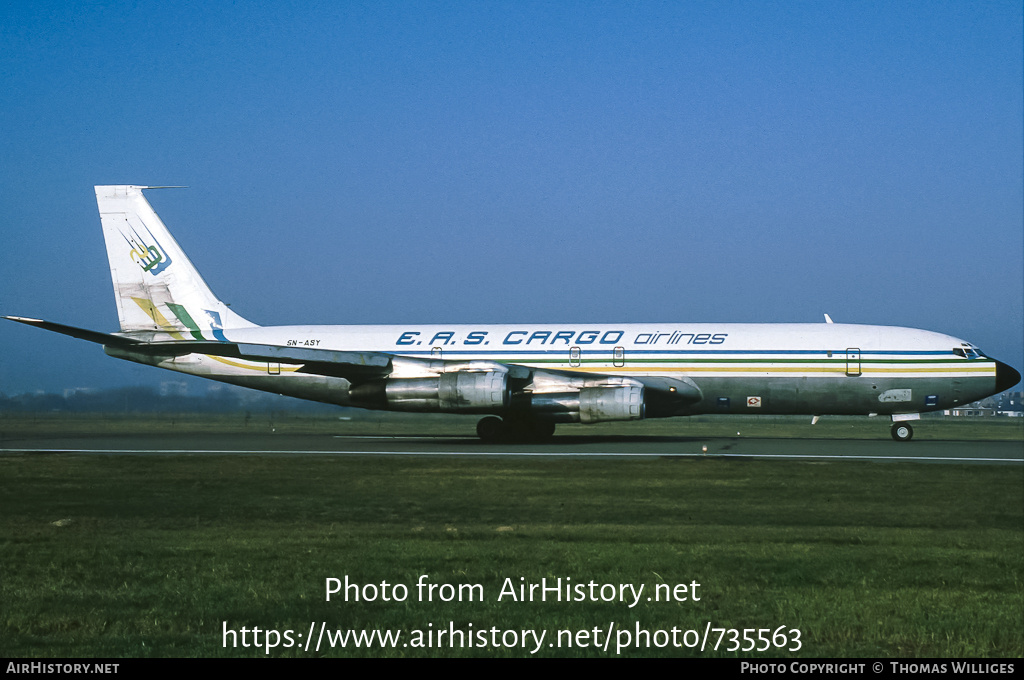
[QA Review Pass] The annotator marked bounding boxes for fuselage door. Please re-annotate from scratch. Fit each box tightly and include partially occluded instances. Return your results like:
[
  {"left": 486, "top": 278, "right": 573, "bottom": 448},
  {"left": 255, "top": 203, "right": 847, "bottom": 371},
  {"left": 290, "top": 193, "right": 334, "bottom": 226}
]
[{"left": 845, "top": 348, "right": 862, "bottom": 377}]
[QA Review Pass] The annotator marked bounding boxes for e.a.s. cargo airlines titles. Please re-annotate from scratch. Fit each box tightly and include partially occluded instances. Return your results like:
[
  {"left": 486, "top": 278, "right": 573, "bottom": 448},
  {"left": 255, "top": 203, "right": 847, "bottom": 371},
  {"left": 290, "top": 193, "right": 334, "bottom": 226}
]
[{"left": 6, "top": 186, "right": 1020, "bottom": 441}]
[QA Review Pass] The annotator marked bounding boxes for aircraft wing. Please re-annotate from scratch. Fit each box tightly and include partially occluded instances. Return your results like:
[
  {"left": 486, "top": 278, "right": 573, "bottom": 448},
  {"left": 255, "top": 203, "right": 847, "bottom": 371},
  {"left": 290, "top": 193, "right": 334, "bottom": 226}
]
[{"left": 141, "top": 340, "right": 393, "bottom": 381}]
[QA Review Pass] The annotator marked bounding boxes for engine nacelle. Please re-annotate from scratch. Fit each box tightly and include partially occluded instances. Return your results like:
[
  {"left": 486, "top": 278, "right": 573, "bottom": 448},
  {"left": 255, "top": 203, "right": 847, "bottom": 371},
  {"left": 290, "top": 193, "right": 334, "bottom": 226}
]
[
  {"left": 530, "top": 384, "right": 645, "bottom": 423},
  {"left": 579, "top": 384, "right": 645, "bottom": 423},
  {"left": 349, "top": 371, "right": 509, "bottom": 413}
]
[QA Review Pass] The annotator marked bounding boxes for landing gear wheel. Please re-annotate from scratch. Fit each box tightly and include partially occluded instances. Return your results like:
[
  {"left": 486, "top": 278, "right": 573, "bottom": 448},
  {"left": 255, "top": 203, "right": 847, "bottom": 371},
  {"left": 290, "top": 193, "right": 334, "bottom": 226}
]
[
  {"left": 502, "top": 415, "right": 556, "bottom": 442},
  {"left": 477, "top": 416, "right": 556, "bottom": 442},
  {"left": 530, "top": 420, "right": 556, "bottom": 440},
  {"left": 477, "top": 416, "right": 506, "bottom": 443},
  {"left": 891, "top": 423, "right": 914, "bottom": 442}
]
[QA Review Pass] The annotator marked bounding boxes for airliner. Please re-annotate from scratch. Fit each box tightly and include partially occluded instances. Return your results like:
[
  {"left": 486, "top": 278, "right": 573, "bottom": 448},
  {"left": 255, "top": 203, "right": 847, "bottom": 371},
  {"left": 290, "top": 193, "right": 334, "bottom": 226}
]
[{"left": 6, "top": 186, "right": 1020, "bottom": 441}]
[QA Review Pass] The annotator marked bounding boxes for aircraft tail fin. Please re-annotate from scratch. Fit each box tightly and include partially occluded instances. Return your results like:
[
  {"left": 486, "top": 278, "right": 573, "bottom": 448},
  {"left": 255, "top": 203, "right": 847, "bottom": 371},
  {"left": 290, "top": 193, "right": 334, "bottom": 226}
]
[{"left": 95, "top": 185, "right": 257, "bottom": 336}]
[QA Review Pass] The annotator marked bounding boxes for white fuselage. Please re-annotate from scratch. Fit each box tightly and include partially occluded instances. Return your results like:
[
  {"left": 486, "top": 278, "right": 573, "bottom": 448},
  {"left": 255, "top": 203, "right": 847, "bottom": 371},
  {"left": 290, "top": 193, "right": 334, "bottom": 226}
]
[{"left": 111, "top": 321, "right": 1000, "bottom": 417}]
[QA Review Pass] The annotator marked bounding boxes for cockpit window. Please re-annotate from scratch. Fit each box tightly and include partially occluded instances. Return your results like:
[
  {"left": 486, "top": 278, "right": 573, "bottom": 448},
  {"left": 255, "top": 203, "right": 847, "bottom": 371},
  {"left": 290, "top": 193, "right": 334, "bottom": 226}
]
[{"left": 954, "top": 345, "right": 984, "bottom": 360}]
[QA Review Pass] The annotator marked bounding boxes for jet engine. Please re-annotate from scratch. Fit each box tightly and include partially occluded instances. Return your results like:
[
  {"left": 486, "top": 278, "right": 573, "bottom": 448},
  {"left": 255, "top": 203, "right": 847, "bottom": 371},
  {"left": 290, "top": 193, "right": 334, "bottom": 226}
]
[
  {"left": 349, "top": 370, "right": 509, "bottom": 412},
  {"left": 529, "top": 384, "right": 645, "bottom": 423}
]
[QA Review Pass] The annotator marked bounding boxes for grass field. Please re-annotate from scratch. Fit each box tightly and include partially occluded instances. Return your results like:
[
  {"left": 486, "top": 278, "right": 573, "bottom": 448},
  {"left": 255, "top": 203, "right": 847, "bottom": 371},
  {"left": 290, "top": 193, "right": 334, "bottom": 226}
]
[{"left": 1, "top": 414, "right": 1021, "bottom": 657}]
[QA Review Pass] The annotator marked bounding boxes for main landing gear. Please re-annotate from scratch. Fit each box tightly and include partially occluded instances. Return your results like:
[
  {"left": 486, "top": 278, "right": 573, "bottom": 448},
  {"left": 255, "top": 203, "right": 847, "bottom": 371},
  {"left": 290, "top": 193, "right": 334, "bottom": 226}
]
[
  {"left": 890, "top": 422, "right": 914, "bottom": 442},
  {"left": 477, "top": 416, "right": 556, "bottom": 443}
]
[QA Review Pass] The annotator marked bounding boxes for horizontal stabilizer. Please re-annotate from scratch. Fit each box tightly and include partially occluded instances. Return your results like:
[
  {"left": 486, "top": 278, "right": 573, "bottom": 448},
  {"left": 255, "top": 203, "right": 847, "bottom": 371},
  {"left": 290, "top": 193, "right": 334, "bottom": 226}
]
[
  {"left": 3, "top": 316, "right": 139, "bottom": 348},
  {"left": 4, "top": 316, "right": 393, "bottom": 382}
]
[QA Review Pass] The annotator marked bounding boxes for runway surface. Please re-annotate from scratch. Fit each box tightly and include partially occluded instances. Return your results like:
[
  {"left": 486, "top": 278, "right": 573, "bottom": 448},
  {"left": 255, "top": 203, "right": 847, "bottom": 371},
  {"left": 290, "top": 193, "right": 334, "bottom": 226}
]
[{"left": 1, "top": 433, "right": 1021, "bottom": 464}]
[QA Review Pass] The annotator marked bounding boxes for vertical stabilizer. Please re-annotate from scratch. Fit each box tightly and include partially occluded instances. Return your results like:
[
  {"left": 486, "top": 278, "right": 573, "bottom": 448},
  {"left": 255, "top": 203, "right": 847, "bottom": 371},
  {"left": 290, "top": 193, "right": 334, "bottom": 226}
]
[{"left": 96, "top": 185, "right": 257, "bottom": 336}]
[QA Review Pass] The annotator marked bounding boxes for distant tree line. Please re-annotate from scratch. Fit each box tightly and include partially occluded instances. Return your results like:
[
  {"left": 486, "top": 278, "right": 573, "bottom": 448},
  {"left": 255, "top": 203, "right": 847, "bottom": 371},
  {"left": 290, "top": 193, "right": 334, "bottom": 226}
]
[{"left": 0, "top": 386, "right": 341, "bottom": 414}]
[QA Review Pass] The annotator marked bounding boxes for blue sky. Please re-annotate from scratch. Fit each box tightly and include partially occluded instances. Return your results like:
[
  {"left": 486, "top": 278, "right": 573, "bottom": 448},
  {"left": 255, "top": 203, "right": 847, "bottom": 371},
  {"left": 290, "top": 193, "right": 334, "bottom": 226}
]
[{"left": 1, "top": 1, "right": 1021, "bottom": 394}]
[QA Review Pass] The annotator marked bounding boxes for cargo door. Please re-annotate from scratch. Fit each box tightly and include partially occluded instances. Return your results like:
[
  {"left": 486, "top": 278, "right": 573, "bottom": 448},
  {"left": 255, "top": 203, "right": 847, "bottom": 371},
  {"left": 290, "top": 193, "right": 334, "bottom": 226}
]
[{"left": 845, "top": 348, "right": 861, "bottom": 377}]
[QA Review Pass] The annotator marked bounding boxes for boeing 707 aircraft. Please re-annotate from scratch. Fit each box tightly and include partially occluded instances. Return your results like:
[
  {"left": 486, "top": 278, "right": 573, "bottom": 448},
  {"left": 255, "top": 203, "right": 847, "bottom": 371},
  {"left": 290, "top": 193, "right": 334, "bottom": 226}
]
[{"left": 6, "top": 186, "right": 1020, "bottom": 441}]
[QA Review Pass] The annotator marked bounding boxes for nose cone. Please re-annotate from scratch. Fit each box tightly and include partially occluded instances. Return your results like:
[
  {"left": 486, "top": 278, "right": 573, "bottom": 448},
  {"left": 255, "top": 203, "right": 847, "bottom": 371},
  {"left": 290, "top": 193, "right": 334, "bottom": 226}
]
[{"left": 995, "top": 360, "right": 1022, "bottom": 393}]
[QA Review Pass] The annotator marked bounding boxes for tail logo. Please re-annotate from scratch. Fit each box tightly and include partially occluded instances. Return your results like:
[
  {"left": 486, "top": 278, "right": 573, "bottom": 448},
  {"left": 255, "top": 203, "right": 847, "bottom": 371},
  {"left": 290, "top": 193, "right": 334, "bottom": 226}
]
[{"left": 124, "top": 230, "right": 173, "bottom": 276}]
